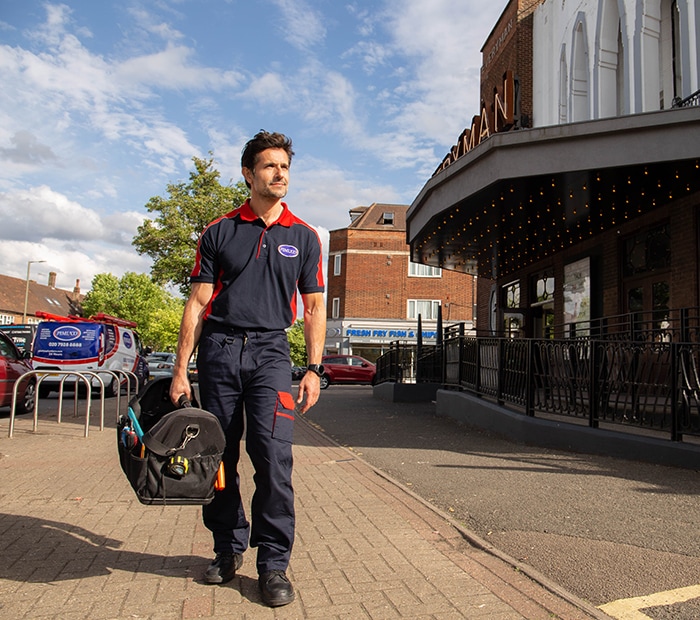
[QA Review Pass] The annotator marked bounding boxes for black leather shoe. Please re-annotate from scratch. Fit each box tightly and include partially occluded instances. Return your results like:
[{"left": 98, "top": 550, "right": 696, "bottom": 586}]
[
  {"left": 204, "top": 552, "right": 243, "bottom": 584},
  {"left": 259, "top": 570, "right": 295, "bottom": 607}
]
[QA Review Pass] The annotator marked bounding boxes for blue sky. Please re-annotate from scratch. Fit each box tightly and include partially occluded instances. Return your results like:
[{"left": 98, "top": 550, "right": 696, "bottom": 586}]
[{"left": 0, "top": 0, "right": 506, "bottom": 294}]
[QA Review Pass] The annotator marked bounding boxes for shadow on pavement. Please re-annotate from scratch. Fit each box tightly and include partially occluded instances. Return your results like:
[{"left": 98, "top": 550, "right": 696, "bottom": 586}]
[{"left": 0, "top": 513, "right": 204, "bottom": 582}]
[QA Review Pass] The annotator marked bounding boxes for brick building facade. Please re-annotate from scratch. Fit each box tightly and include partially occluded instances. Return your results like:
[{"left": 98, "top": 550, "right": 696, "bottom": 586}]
[
  {"left": 325, "top": 204, "right": 474, "bottom": 361},
  {"left": 480, "top": 0, "right": 541, "bottom": 129}
]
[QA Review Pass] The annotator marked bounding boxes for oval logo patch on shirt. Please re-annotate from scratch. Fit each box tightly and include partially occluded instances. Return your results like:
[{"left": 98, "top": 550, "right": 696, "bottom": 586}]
[{"left": 278, "top": 244, "right": 299, "bottom": 258}]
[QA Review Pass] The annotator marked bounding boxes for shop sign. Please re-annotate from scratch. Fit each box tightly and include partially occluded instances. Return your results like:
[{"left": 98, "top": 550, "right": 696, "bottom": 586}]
[{"left": 345, "top": 328, "right": 438, "bottom": 340}]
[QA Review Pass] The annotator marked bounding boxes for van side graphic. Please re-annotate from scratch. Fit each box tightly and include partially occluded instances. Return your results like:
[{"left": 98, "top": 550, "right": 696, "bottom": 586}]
[{"left": 32, "top": 312, "right": 148, "bottom": 397}]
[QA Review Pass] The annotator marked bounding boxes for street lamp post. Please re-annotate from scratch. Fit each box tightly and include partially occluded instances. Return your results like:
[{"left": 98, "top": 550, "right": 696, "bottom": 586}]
[{"left": 22, "top": 260, "right": 46, "bottom": 323}]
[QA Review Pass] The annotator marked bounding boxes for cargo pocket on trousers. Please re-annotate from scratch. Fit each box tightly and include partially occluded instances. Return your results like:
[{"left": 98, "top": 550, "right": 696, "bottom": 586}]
[{"left": 272, "top": 391, "right": 295, "bottom": 443}]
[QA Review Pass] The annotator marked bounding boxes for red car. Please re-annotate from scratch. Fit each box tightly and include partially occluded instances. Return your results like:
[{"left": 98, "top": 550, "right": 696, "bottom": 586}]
[
  {"left": 320, "top": 355, "right": 376, "bottom": 389},
  {"left": 0, "top": 330, "right": 35, "bottom": 414}
]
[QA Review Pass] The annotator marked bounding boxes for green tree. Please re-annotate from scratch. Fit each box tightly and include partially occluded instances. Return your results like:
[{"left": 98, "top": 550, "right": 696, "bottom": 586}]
[
  {"left": 133, "top": 154, "right": 249, "bottom": 296},
  {"left": 287, "top": 319, "right": 307, "bottom": 366},
  {"left": 81, "top": 272, "right": 184, "bottom": 351}
]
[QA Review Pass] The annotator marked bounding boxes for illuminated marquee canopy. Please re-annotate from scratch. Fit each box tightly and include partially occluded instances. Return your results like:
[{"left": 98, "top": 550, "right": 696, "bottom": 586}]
[{"left": 407, "top": 107, "right": 700, "bottom": 280}]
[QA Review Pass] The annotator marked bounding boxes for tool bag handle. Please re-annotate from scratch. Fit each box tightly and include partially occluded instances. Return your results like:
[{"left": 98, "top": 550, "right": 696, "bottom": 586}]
[
  {"left": 178, "top": 395, "right": 193, "bottom": 408},
  {"left": 141, "top": 396, "right": 197, "bottom": 457}
]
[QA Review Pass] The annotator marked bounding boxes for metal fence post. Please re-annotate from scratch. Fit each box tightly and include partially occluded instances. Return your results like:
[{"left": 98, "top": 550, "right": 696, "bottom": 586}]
[
  {"left": 475, "top": 338, "right": 482, "bottom": 394},
  {"left": 589, "top": 340, "right": 600, "bottom": 428},
  {"left": 525, "top": 339, "right": 534, "bottom": 416},
  {"left": 671, "top": 342, "right": 682, "bottom": 442},
  {"left": 497, "top": 338, "right": 504, "bottom": 405},
  {"left": 458, "top": 323, "right": 465, "bottom": 390}
]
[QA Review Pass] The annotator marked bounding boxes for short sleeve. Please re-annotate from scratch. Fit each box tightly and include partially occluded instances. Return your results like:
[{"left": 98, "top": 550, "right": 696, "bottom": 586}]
[{"left": 297, "top": 227, "right": 325, "bottom": 294}]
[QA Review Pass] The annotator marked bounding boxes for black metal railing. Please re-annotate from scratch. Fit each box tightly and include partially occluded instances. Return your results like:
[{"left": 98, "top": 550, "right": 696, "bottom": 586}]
[
  {"left": 672, "top": 88, "right": 700, "bottom": 108},
  {"left": 375, "top": 308, "right": 700, "bottom": 442}
]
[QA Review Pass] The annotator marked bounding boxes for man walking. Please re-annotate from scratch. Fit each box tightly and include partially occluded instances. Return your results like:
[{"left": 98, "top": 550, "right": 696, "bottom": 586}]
[{"left": 170, "top": 131, "right": 326, "bottom": 607}]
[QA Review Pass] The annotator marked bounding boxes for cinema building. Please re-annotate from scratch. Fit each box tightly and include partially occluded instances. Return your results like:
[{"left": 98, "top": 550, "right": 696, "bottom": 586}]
[{"left": 384, "top": 0, "right": 700, "bottom": 463}]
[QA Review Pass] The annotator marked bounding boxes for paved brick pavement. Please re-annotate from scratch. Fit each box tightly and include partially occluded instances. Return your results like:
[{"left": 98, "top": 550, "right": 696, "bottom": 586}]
[{"left": 0, "top": 404, "right": 606, "bottom": 619}]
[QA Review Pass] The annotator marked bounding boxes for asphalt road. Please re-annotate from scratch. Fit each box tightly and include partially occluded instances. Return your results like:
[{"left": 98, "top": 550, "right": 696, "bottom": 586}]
[{"left": 302, "top": 385, "right": 700, "bottom": 618}]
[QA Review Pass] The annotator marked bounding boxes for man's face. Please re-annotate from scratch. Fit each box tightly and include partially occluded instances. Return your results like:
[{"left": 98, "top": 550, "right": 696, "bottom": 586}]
[{"left": 244, "top": 147, "right": 290, "bottom": 200}]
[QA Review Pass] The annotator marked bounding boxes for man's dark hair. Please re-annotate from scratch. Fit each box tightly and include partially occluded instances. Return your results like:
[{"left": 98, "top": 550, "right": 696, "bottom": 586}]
[{"left": 241, "top": 130, "right": 294, "bottom": 173}]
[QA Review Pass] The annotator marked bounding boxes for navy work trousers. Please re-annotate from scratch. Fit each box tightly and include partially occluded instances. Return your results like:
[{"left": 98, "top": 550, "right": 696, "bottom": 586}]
[{"left": 196, "top": 326, "right": 296, "bottom": 574}]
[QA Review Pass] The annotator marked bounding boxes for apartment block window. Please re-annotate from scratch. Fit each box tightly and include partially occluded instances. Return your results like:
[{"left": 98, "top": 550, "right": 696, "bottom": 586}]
[
  {"left": 332, "top": 297, "right": 340, "bottom": 319},
  {"left": 382, "top": 212, "right": 394, "bottom": 225},
  {"left": 407, "top": 299, "right": 440, "bottom": 320},
  {"left": 408, "top": 261, "right": 442, "bottom": 277},
  {"left": 0, "top": 314, "right": 13, "bottom": 325},
  {"left": 333, "top": 254, "right": 342, "bottom": 276}
]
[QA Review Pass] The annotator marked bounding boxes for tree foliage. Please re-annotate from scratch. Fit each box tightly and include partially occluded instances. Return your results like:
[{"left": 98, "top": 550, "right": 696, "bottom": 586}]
[
  {"left": 81, "top": 272, "right": 184, "bottom": 351},
  {"left": 132, "top": 155, "right": 249, "bottom": 296},
  {"left": 287, "top": 319, "right": 307, "bottom": 366}
]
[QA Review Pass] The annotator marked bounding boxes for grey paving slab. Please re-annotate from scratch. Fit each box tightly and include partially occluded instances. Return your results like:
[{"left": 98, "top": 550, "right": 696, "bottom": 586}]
[{"left": 0, "top": 407, "right": 602, "bottom": 619}]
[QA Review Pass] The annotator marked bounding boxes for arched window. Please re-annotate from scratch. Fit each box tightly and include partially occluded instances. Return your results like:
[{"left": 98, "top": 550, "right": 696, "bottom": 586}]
[
  {"left": 571, "top": 19, "right": 590, "bottom": 121},
  {"left": 639, "top": 0, "right": 662, "bottom": 111},
  {"left": 598, "top": 0, "right": 625, "bottom": 117},
  {"left": 659, "top": 0, "right": 682, "bottom": 107},
  {"left": 559, "top": 47, "right": 569, "bottom": 123}
]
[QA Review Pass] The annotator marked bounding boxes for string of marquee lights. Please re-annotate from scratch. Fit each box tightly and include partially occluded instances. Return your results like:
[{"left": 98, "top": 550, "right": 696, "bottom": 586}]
[{"left": 413, "top": 158, "right": 700, "bottom": 277}]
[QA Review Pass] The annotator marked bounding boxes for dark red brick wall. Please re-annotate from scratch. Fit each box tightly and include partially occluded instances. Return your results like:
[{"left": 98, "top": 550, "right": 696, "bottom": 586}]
[
  {"left": 480, "top": 0, "right": 542, "bottom": 128},
  {"left": 328, "top": 228, "right": 474, "bottom": 322}
]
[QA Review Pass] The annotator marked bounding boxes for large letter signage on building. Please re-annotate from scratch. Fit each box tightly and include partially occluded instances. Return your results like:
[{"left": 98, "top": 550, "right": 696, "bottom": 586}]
[{"left": 434, "top": 70, "right": 518, "bottom": 176}]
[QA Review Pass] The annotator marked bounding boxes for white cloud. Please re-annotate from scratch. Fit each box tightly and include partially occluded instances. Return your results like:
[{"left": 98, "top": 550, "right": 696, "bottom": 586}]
[
  {"left": 126, "top": 6, "right": 186, "bottom": 43},
  {"left": 0, "top": 186, "right": 149, "bottom": 286},
  {"left": 0, "top": 238, "right": 151, "bottom": 294},
  {"left": 0, "top": 3, "right": 240, "bottom": 188},
  {"left": 270, "top": 0, "right": 326, "bottom": 50},
  {"left": 103, "top": 211, "right": 148, "bottom": 246},
  {"left": 342, "top": 40, "right": 391, "bottom": 74},
  {"left": 287, "top": 156, "right": 403, "bottom": 233},
  {"left": 116, "top": 45, "right": 242, "bottom": 91},
  {"left": 0, "top": 186, "right": 104, "bottom": 241},
  {"left": 383, "top": 0, "right": 504, "bottom": 143},
  {"left": 244, "top": 72, "right": 287, "bottom": 104}
]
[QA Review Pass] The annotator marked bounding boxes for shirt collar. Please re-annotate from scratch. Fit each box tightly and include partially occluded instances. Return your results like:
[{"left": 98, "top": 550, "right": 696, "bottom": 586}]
[{"left": 237, "top": 199, "right": 294, "bottom": 227}]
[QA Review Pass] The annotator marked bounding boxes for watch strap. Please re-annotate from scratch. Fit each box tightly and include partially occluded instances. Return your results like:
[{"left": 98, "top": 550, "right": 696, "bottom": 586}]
[{"left": 307, "top": 364, "right": 324, "bottom": 377}]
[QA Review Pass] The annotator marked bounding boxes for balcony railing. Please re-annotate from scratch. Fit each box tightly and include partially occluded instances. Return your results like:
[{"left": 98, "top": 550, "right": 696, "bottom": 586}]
[
  {"left": 375, "top": 308, "right": 700, "bottom": 442},
  {"left": 672, "top": 88, "right": 700, "bottom": 108}
]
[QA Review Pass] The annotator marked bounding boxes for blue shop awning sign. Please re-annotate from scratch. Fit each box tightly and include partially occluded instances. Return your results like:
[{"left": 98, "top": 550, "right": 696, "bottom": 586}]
[{"left": 345, "top": 328, "right": 437, "bottom": 340}]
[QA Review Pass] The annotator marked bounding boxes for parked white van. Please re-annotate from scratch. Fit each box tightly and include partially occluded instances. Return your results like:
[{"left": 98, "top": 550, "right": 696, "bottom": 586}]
[{"left": 32, "top": 312, "right": 149, "bottom": 397}]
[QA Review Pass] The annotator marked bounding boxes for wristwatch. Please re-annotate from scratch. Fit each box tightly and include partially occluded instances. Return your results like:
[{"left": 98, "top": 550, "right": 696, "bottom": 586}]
[{"left": 307, "top": 364, "right": 325, "bottom": 377}]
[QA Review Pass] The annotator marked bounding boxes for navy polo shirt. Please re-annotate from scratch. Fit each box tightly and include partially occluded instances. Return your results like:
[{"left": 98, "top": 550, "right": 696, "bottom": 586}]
[{"left": 190, "top": 200, "right": 324, "bottom": 331}]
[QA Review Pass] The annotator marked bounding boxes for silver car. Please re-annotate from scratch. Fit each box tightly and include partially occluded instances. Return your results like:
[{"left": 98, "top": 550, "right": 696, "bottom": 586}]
[{"left": 147, "top": 352, "right": 176, "bottom": 381}]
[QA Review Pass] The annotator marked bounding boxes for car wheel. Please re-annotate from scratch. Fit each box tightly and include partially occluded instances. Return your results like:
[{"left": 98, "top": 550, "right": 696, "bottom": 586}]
[
  {"left": 15, "top": 379, "right": 36, "bottom": 414},
  {"left": 319, "top": 374, "right": 330, "bottom": 390}
]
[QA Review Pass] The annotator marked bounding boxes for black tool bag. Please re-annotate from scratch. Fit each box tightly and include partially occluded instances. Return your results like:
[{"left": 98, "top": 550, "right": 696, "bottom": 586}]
[{"left": 117, "top": 377, "right": 226, "bottom": 505}]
